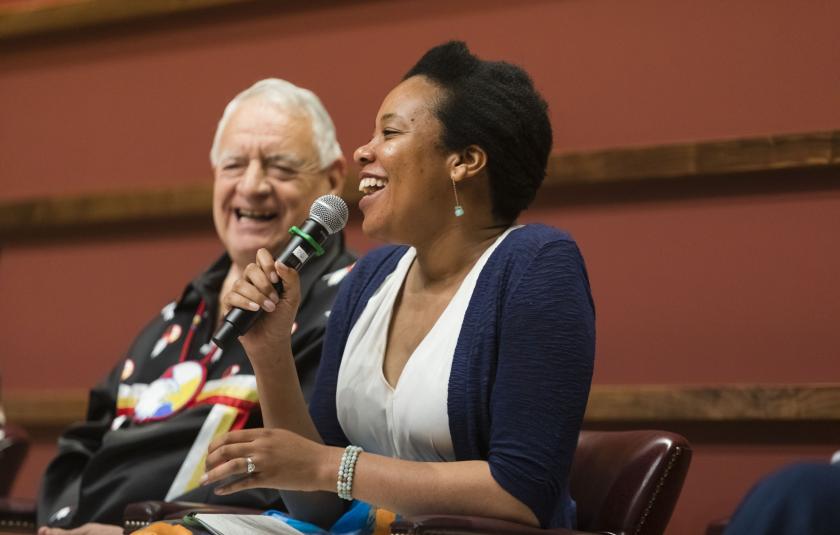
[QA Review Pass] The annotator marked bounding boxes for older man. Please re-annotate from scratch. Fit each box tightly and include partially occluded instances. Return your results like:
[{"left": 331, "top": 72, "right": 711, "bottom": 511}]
[{"left": 37, "top": 79, "right": 355, "bottom": 534}]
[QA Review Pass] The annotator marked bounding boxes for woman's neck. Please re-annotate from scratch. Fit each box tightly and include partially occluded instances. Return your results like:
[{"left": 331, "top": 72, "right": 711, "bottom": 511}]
[{"left": 408, "top": 223, "right": 509, "bottom": 291}]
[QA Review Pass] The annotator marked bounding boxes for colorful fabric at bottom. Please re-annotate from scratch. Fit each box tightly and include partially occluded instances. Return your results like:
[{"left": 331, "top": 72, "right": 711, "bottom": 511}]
[
  {"left": 264, "top": 501, "right": 397, "bottom": 535},
  {"left": 132, "top": 521, "right": 194, "bottom": 535}
]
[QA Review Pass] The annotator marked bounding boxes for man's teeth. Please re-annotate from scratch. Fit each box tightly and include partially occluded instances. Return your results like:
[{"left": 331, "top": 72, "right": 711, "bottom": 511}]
[
  {"left": 235, "top": 208, "right": 277, "bottom": 220},
  {"left": 358, "top": 177, "right": 388, "bottom": 194}
]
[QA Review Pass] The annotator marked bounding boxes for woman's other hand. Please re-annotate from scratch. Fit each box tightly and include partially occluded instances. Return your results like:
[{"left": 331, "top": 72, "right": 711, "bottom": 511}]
[
  {"left": 203, "top": 428, "right": 337, "bottom": 494},
  {"left": 221, "top": 247, "right": 301, "bottom": 360}
]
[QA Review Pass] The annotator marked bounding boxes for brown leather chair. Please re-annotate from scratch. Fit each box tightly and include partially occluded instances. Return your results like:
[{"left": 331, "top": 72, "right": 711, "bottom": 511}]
[
  {"left": 0, "top": 498, "right": 37, "bottom": 533},
  {"left": 573, "top": 429, "right": 691, "bottom": 535},
  {"left": 0, "top": 424, "right": 37, "bottom": 533},
  {"left": 124, "top": 430, "right": 692, "bottom": 535},
  {"left": 391, "top": 430, "right": 692, "bottom": 535},
  {"left": 0, "top": 424, "right": 31, "bottom": 498}
]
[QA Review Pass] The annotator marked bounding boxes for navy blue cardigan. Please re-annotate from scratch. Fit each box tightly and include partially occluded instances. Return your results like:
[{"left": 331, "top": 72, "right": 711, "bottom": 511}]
[{"left": 309, "top": 225, "right": 595, "bottom": 528}]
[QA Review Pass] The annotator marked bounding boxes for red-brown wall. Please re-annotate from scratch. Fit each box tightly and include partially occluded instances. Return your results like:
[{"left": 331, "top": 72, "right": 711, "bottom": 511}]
[{"left": 2, "top": 1, "right": 840, "bottom": 533}]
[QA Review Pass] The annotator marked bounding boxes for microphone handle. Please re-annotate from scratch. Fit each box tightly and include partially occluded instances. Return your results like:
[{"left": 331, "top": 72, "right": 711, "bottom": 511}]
[{"left": 212, "top": 218, "right": 330, "bottom": 349}]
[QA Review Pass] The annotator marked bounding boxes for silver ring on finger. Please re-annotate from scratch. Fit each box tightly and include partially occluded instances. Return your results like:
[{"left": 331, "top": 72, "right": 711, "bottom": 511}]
[{"left": 246, "top": 457, "right": 256, "bottom": 475}]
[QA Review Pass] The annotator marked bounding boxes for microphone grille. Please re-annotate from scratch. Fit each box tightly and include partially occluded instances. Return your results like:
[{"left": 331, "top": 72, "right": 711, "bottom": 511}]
[{"left": 309, "top": 194, "right": 349, "bottom": 235}]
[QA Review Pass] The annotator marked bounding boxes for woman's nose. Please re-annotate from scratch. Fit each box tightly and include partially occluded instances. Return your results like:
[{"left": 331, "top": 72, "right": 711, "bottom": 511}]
[{"left": 354, "top": 141, "right": 374, "bottom": 165}]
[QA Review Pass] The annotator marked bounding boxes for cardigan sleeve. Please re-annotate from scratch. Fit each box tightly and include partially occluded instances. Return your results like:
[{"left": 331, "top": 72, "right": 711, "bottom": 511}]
[
  {"left": 487, "top": 237, "right": 595, "bottom": 528},
  {"left": 308, "top": 245, "right": 407, "bottom": 448},
  {"left": 307, "top": 263, "right": 356, "bottom": 448}
]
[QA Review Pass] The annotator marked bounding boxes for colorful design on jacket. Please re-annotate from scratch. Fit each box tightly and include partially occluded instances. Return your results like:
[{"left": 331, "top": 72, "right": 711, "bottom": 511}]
[
  {"left": 133, "top": 361, "right": 205, "bottom": 422},
  {"left": 323, "top": 263, "right": 355, "bottom": 287},
  {"left": 150, "top": 323, "right": 183, "bottom": 358},
  {"left": 117, "top": 371, "right": 257, "bottom": 420},
  {"left": 120, "top": 359, "right": 135, "bottom": 381}
]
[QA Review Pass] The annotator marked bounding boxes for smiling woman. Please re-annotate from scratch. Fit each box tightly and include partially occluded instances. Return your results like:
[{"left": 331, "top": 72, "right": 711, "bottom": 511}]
[
  {"left": 353, "top": 75, "right": 460, "bottom": 244},
  {"left": 201, "top": 41, "right": 595, "bottom": 532}
]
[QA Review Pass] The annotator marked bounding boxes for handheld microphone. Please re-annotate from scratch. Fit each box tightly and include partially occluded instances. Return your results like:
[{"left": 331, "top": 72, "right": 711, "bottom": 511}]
[{"left": 212, "top": 194, "right": 349, "bottom": 349}]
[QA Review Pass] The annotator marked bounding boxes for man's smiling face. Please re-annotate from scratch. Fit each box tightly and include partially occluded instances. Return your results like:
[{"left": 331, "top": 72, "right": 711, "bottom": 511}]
[{"left": 212, "top": 98, "right": 332, "bottom": 269}]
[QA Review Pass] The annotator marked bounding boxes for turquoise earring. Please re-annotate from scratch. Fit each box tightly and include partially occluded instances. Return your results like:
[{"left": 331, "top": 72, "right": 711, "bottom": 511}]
[{"left": 451, "top": 178, "right": 464, "bottom": 217}]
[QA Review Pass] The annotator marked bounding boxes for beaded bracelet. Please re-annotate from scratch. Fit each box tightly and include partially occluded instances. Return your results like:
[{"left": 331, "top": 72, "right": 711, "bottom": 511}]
[{"left": 337, "top": 445, "right": 363, "bottom": 500}]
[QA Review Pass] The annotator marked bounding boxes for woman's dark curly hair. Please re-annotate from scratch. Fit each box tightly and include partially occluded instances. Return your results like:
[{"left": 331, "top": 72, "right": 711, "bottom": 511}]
[{"left": 404, "top": 41, "right": 552, "bottom": 223}]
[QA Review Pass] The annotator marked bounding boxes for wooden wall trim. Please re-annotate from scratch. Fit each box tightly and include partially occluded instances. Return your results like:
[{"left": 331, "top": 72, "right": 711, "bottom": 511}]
[
  {"left": 2, "top": 130, "right": 838, "bottom": 241},
  {"left": 584, "top": 383, "right": 840, "bottom": 422},
  {"left": 0, "top": 184, "right": 214, "bottom": 241},
  {"left": 549, "top": 130, "right": 839, "bottom": 184},
  {"left": 7, "top": 384, "right": 840, "bottom": 430},
  {"left": 5, "top": 389, "right": 88, "bottom": 428},
  {"left": 0, "top": 0, "right": 247, "bottom": 40}
]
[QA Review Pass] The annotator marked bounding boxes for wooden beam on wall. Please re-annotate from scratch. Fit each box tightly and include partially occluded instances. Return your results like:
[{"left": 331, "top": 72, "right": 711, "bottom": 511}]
[
  {"left": 0, "top": 184, "right": 214, "bottom": 241},
  {"left": 5, "top": 389, "right": 88, "bottom": 428},
  {"left": 0, "top": 0, "right": 249, "bottom": 40},
  {"left": 8, "top": 383, "right": 840, "bottom": 431},
  {"left": 549, "top": 130, "right": 840, "bottom": 184},
  {"left": 2, "top": 130, "right": 838, "bottom": 242},
  {"left": 584, "top": 383, "right": 840, "bottom": 423}
]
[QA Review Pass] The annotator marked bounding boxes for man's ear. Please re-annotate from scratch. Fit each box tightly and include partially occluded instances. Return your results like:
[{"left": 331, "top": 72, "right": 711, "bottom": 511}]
[
  {"left": 323, "top": 157, "right": 347, "bottom": 195},
  {"left": 448, "top": 145, "right": 487, "bottom": 183}
]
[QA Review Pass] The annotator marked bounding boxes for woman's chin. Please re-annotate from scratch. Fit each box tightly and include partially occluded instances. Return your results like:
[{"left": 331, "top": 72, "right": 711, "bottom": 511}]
[
  {"left": 360, "top": 214, "right": 393, "bottom": 244},
  {"left": 360, "top": 220, "right": 383, "bottom": 242}
]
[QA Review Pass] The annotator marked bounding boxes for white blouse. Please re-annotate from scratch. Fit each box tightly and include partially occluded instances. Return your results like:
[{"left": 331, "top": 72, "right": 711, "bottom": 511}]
[{"left": 335, "top": 227, "right": 519, "bottom": 461}]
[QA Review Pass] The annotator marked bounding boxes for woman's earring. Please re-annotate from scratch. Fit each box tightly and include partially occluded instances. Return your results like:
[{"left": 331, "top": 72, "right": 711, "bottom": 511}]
[{"left": 451, "top": 178, "right": 464, "bottom": 217}]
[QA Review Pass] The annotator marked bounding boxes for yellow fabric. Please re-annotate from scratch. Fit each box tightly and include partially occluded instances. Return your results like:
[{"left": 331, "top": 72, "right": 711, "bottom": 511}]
[
  {"left": 372, "top": 508, "right": 397, "bottom": 535},
  {"left": 130, "top": 521, "right": 192, "bottom": 534}
]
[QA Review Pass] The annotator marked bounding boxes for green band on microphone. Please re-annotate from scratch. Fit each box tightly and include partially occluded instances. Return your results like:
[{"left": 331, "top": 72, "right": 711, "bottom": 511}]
[{"left": 289, "top": 226, "right": 325, "bottom": 256}]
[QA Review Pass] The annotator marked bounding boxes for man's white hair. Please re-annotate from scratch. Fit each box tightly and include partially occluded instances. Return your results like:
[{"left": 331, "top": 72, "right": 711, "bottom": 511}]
[{"left": 209, "top": 78, "right": 342, "bottom": 169}]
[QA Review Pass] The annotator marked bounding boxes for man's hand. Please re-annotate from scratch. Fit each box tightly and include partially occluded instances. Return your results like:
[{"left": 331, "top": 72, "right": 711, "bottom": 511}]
[{"left": 38, "top": 523, "right": 122, "bottom": 535}]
